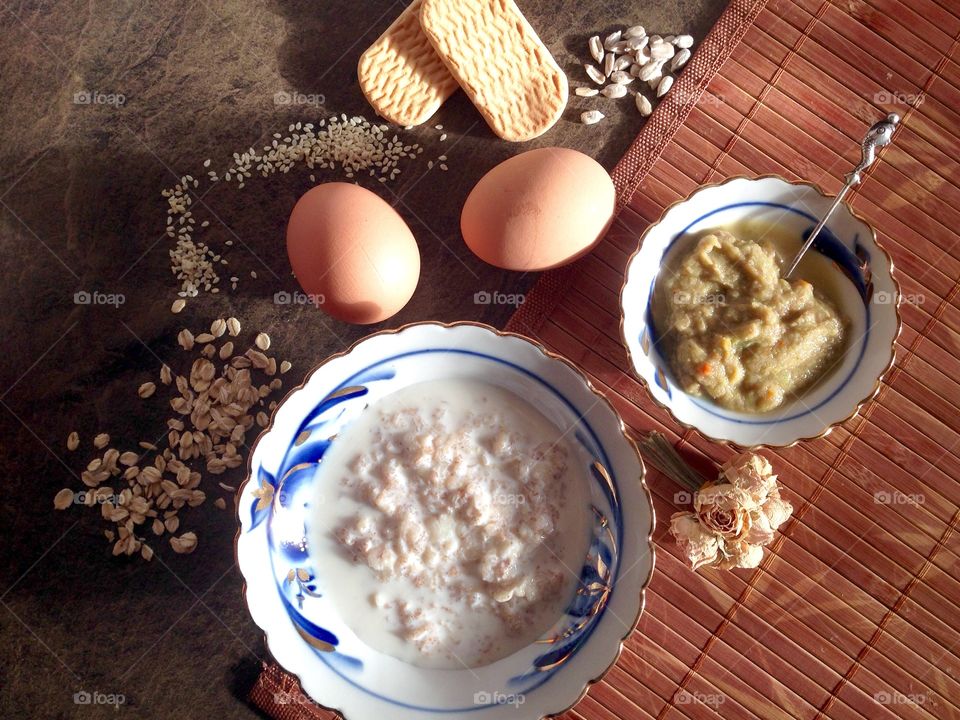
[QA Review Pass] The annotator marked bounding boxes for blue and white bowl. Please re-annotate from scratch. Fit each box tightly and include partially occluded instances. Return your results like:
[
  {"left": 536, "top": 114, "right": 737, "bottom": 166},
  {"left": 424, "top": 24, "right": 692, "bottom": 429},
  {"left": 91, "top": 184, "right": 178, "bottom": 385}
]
[
  {"left": 236, "top": 322, "right": 654, "bottom": 720},
  {"left": 620, "top": 175, "right": 901, "bottom": 448}
]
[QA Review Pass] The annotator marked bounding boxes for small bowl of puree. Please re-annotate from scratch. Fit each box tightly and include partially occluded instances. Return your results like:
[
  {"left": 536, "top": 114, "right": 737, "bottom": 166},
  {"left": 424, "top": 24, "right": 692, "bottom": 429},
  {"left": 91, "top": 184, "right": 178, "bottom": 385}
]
[
  {"left": 237, "top": 322, "right": 654, "bottom": 720},
  {"left": 620, "top": 175, "right": 901, "bottom": 447}
]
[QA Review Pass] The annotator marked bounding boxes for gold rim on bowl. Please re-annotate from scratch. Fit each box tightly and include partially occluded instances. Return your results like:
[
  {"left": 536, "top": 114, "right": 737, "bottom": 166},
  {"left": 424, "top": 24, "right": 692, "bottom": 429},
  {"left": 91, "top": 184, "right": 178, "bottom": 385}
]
[
  {"left": 617, "top": 174, "right": 903, "bottom": 450},
  {"left": 234, "top": 320, "right": 656, "bottom": 720}
]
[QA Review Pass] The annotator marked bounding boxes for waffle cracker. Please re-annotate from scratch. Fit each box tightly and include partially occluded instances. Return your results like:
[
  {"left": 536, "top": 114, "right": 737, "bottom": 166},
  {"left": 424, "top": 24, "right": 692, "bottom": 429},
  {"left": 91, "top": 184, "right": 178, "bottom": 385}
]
[
  {"left": 358, "top": 0, "right": 459, "bottom": 127},
  {"left": 419, "top": 0, "right": 567, "bottom": 142}
]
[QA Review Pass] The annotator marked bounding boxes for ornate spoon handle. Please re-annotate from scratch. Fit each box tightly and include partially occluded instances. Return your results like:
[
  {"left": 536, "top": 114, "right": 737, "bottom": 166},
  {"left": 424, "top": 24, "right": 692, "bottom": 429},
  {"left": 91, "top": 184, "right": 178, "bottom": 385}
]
[{"left": 784, "top": 113, "right": 900, "bottom": 278}]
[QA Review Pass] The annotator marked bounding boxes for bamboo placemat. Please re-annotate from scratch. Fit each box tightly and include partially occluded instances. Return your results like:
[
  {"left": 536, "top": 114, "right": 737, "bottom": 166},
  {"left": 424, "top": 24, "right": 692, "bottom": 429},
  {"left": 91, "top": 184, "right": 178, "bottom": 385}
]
[
  {"left": 250, "top": 0, "right": 960, "bottom": 717},
  {"left": 502, "top": 0, "right": 960, "bottom": 718}
]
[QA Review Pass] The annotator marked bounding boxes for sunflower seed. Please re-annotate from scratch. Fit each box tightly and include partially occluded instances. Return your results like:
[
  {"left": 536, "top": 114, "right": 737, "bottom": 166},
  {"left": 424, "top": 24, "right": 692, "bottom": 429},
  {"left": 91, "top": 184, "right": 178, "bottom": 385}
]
[
  {"left": 138, "top": 382, "right": 156, "bottom": 399},
  {"left": 580, "top": 110, "right": 605, "bottom": 125},
  {"left": 603, "top": 52, "right": 615, "bottom": 76},
  {"left": 649, "top": 40, "right": 675, "bottom": 61},
  {"left": 613, "top": 55, "right": 633, "bottom": 72},
  {"left": 575, "top": 86, "right": 599, "bottom": 97},
  {"left": 674, "top": 34, "right": 694, "bottom": 48},
  {"left": 663, "top": 35, "right": 676, "bottom": 43},
  {"left": 67, "top": 431, "right": 79, "bottom": 451},
  {"left": 588, "top": 35, "right": 604, "bottom": 64},
  {"left": 624, "top": 25, "right": 645, "bottom": 39},
  {"left": 626, "top": 35, "right": 649, "bottom": 52},
  {"left": 657, "top": 74, "right": 674, "bottom": 97},
  {"left": 171, "top": 298, "right": 186, "bottom": 314},
  {"left": 611, "top": 41, "right": 631, "bottom": 54},
  {"left": 630, "top": 63, "right": 643, "bottom": 77},
  {"left": 584, "top": 64, "right": 605, "bottom": 85},
  {"left": 639, "top": 60, "right": 664, "bottom": 82},
  {"left": 94, "top": 433, "right": 110, "bottom": 449},
  {"left": 610, "top": 70, "right": 634, "bottom": 85},
  {"left": 54, "top": 489, "right": 74, "bottom": 509},
  {"left": 601, "top": 84, "right": 627, "bottom": 99},
  {"left": 603, "top": 30, "right": 622, "bottom": 50},
  {"left": 670, "top": 48, "right": 691, "bottom": 71},
  {"left": 255, "top": 332, "right": 271, "bottom": 351},
  {"left": 648, "top": 77, "right": 661, "bottom": 90},
  {"left": 635, "top": 93, "right": 653, "bottom": 116}
]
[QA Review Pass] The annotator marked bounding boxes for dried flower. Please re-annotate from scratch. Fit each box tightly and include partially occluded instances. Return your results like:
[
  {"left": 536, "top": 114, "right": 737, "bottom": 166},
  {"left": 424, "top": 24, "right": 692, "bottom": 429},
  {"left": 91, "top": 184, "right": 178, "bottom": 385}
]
[
  {"left": 694, "top": 482, "right": 751, "bottom": 538},
  {"left": 663, "top": 447, "right": 792, "bottom": 571},
  {"left": 669, "top": 513, "right": 720, "bottom": 569}
]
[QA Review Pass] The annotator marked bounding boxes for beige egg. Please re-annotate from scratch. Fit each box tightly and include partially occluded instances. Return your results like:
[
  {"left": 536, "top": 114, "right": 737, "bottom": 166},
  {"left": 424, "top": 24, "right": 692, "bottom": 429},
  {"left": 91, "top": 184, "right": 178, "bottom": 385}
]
[
  {"left": 286, "top": 183, "right": 420, "bottom": 324},
  {"left": 461, "top": 147, "right": 616, "bottom": 271}
]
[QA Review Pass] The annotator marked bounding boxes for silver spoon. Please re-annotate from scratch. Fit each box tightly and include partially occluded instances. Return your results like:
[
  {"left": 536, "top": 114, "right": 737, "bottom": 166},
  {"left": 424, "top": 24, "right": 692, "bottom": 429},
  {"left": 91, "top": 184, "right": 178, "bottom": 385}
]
[{"left": 784, "top": 113, "right": 900, "bottom": 278}]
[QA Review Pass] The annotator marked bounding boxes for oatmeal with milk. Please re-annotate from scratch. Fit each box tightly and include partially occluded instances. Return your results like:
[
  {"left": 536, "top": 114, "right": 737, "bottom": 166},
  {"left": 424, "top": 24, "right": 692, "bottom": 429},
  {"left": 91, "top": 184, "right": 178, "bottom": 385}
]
[{"left": 313, "top": 379, "right": 591, "bottom": 668}]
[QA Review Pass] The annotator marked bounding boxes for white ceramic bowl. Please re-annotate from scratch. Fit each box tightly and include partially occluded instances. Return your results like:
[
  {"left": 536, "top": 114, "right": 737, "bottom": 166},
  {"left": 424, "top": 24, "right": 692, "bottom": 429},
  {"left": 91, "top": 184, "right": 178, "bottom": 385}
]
[
  {"left": 236, "top": 322, "right": 654, "bottom": 720},
  {"left": 620, "top": 176, "right": 901, "bottom": 447}
]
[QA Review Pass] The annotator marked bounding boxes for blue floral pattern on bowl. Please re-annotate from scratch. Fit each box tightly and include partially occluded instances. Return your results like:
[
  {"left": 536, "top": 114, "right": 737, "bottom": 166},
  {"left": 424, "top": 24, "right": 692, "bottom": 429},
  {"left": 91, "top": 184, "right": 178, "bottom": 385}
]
[{"left": 237, "top": 322, "right": 654, "bottom": 720}]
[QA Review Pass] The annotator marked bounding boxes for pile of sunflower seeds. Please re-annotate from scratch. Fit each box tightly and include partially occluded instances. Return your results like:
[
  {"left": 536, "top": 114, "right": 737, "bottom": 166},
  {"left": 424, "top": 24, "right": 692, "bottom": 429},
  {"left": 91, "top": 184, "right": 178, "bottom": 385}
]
[
  {"left": 164, "top": 115, "right": 446, "bottom": 298},
  {"left": 577, "top": 26, "right": 694, "bottom": 124},
  {"left": 54, "top": 318, "right": 291, "bottom": 561}
]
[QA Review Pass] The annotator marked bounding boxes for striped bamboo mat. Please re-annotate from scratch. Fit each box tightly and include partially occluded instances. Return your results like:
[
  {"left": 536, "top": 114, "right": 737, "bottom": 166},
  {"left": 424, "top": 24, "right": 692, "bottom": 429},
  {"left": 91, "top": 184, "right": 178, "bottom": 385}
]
[
  {"left": 504, "top": 0, "right": 960, "bottom": 718},
  {"left": 250, "top": 0, "right": 960, "bottom": 717}
]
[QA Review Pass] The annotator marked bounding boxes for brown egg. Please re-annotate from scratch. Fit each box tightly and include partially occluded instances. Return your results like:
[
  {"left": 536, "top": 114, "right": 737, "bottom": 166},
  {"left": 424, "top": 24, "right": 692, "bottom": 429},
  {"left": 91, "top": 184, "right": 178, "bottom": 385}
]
[
  {"left": 286, "top": 183, "right": 420, "bottom": 324},
  {"left": 461, "top": 147, "right": 616, "bottom": 272}
]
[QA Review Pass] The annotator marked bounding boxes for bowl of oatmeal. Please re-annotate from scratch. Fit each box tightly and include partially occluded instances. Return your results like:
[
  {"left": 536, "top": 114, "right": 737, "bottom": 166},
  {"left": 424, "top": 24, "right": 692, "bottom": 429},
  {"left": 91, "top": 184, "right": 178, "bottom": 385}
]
[
  {"left": 620, "top": 175, "right": 901, "bottom": 447},
  {"left": 236, "top": 322, "right": 653, "bottom": 720}
]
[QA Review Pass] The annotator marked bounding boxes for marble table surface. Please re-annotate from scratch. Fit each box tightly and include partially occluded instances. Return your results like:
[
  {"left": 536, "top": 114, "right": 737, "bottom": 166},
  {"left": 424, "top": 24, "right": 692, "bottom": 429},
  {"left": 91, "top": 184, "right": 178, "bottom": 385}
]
[{"left": 0, "top": 0, "right": 725, "bottom": 717}]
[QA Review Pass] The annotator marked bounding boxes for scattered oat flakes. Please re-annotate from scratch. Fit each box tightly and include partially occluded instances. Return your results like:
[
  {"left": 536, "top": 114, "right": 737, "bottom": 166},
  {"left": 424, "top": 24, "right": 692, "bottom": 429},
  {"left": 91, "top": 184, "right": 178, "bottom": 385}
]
[
  {"left": 54, "top": 318, "right": 292, "bottom": 562},
  {"left": 54, "top": 489, "right": 74, "bottom": 510},
  {"left": 255, "top": 332, "right": 271, "bottom": 351},
  {"left": 138, "top": 382, "right": 157, "bottom": 399},
  {"left": 170, "top": 532, "right": 198, "bottom": 554},
  {"left": 280, "top": 360, "right": 291, "bottom": 374},
  {"left": 171, "top": 298, "right": 186, "bottom": 314},
  {"left": 67, "top": 431, "right": 79, "bottom": 452},
  {"left": 178, "top": 329, "right": 195, "bottom": 350}
]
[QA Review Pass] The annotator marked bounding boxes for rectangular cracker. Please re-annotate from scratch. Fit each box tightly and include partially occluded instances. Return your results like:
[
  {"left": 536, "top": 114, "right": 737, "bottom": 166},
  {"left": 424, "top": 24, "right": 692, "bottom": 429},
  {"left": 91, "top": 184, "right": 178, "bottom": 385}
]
[
  {"left": 358, "top": 0, "right": 460, "bottom": 127},
  {"left": 419, "top": 0, "right": 568, "bottom": 142}
]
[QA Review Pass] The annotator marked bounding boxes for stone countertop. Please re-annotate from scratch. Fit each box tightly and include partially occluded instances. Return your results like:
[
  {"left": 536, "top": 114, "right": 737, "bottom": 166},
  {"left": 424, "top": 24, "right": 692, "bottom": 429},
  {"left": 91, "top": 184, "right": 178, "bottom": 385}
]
[{"left": 0, "top": 1, "right": 725, "bottom": 717}]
